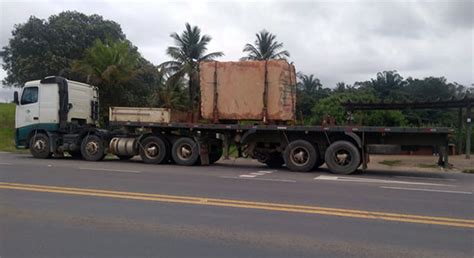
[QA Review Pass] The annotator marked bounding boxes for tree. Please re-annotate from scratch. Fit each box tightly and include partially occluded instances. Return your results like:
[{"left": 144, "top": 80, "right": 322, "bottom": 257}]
[
  {"left": 369, "top": 70, "right": 407, "bottom": 100},
  {"left": 160, "top": 23, "right": 224, "bottom": 117},
  {"left": 1, "top": 11, "right": 125, "bottom": 86},
  {"left": 151, "top": 70, "right": 187, "bottom": 110},
  {"left": 296, "top": 73, "right": 330, "bottom": 121},
  {"left": 241, "top": 30, "right": 290, "bottom": 60},
  {"left": 310, "top": 91, "right": 406, "bottom": 126},
  {"left": 71, "top": 39, "right": 143, "bottom": 121}
]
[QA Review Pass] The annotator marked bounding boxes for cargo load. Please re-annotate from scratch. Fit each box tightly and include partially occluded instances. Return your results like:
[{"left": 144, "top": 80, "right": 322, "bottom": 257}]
[{"left": 200, "top": 60, "right": 296, "bottom": 122}]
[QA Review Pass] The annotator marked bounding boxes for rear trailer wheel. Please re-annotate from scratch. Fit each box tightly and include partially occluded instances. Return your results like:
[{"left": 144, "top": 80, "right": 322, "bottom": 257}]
[
  {"left": 29, "top": 133, "right": 52, "bottom": 159},
  {"left": 283, "top": 140, "right": 317, "bottom": 172},
  {"left": 324, "top": 141, "right": 361, "bottom": 175},
  {"left": 139, "top": 136, "right": 168, "bottom": 164},
  {"left": 265, "top": 154, "right": 285, "bottom": 169},
  {"left": 172, "top": 137, "right": 199, "bottom": 166},
  {"left": 81, "top": 135, "right": 106, "bottom": 161}
]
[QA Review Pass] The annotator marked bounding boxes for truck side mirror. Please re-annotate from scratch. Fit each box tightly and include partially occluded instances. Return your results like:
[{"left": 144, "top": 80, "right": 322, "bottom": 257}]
[{"left": 13, "top": 91, "right": 19, "bottom": 105}]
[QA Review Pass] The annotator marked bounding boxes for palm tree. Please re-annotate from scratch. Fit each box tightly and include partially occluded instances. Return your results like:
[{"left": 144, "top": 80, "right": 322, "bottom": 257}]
[
  {"left": 241, "top": 30, "right": 290, "bottom": 60},
  {"left": 370, "top": 71, "right": 406, "bottom": 100},
  {"left": 297, "top": 73, "right": 322, "bottom": 95},
  {"left": 160, "top": 23, "right": 224, "bottom": 117},
  {"left": 72, "top": 39, "right": 140, "bottom": 121}
]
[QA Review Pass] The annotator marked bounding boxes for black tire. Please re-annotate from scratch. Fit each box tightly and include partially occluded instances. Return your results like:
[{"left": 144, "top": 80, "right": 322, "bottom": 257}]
[
  {"left": 172, "top": 137, "right": 199, "bottom": 166},
  {"left": 68, "top": 151, "right": 82, "bottom": 159},
  {"left": 81, "top": 135, "right": 106, "bottom": 161},
  {"left": 265, "top": 154, "right": 285, "bottom": 169},
  {"left": 29, "top": 133, "right": 52, "bottom": 159},
  {"left": 139, "top": 136, "right": 168, "bottom": 164},
  {"left": 324, "top": 141, "right": 361, "bottom": 175},
  {"left": 283, "top": 140, "right": 317, "bottom": 172}
]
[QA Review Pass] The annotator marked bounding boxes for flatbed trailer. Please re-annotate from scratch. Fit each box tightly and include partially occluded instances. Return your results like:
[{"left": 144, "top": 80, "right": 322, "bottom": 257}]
[
  {"left": 14, "top": 76, "right": 452, "bottom": 175},
  {"left": 104, "top": 120, "right": 452, "bottom": 174}
]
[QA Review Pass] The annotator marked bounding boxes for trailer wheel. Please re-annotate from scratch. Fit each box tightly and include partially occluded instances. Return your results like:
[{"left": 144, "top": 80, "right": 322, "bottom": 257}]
[
  {"left": 284, "top": 140, "right": 317, "bottom": 172},
  {"left": 324, "top": 141, "right": 361, "bottom": 175},
  {"left": 265, "top": 154, "right": 285, "bottom": 169},
  {"left": 139, "top": 136, "right": 168, "bottom": 164},
  {"left": 172, "top": 137, "right": 199, "bottom": 166},
  {"left": 29, "top": 133, "right": 52, "bottom": 159},
  {"left": 81, "top": 135, "right": 106, "bottom": 161}
]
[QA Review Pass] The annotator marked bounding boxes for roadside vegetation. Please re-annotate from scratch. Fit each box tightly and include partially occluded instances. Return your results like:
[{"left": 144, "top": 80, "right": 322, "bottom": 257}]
[
  {"left": 0, "top": 103, "right": 16, "bottom": 152},
  {"left": 1, "top": 11, "right": 472, "bottom": 153}
]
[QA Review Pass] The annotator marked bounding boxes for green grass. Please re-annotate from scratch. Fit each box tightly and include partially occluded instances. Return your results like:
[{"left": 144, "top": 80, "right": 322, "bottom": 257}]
[
  {"left": 462, "top": 169, "right": 474, "bottom": 174},
  {"left": 378, "top": 160, "right": 402, "bottom": 166},
  {"left": 0, "top": 103, "right": 17, "bottom": 152}
]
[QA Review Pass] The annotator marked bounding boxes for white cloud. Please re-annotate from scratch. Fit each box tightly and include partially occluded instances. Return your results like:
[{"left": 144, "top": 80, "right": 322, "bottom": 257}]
[{"left": 1, "top": 0, "right": 473, "bottom": 93}]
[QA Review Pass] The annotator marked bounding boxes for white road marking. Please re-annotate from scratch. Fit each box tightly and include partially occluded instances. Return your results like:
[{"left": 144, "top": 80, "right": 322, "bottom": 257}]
[
  {"left": 394, "top": 176, "right": 457, "bottom": 182},
  {"left": 221, "top": 176, "right": 295, "bottom": 183},
  {"left": 380, "top": 186, "right": 472, "bottom": 195},
  {"left": 79, "top": 167, "right": 141, "bottom": 173},
  {"left": 0, "top": 162, "right": 12, "bottom": 165},
  {"left": 258, "top": 170, "right": 275, "bottom": 174},
  {"left": 314, "top": 175, "right": 452, "bottom": 186},
  {"left": 239, "top": 175, "right": 256, "bottom": 178},
  {"left": 239, "top": 170, "right": 274, "bottom": 178}
]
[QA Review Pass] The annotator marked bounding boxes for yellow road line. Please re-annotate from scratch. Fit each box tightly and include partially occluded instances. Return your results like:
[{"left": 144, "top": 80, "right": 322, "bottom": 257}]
[{"left": 1, "top": 182, "right": 473, "bottom": 229}]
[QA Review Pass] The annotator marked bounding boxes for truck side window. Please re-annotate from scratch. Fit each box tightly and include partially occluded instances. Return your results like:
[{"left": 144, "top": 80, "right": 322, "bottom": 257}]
[{"left": 21, "top": 87, "right": 38, "bottom": 105}]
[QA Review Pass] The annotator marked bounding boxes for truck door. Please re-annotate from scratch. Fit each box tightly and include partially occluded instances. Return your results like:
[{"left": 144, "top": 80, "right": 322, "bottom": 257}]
[{"left": 15, "top": 86, "right": 40, "bottom": 135}]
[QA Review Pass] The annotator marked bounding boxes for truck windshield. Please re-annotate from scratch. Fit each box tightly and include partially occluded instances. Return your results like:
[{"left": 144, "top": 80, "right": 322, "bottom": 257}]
[{"left": 21, "top": 87, "right": 38, "bottom": 105}]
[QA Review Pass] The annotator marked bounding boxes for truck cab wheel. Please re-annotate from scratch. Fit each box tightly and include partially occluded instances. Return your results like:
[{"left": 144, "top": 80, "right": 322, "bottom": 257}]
[
  {"left": 324, "top": 141, "right": 361, "bottom": 175},
  {"left": 139, "top": 136, "right": 168, "bottom": 164},
  {"left": 29, "top": 133, "right": 52, "bottom": 159},
  {"left": 283, "top": 140, "right": 317, "bottom": 172},
  {"left": 81, "top": 135, "right": 106, "bottom": 161},
  {"left": 172, "top": 137, "right": 199, "bottom": 166}
]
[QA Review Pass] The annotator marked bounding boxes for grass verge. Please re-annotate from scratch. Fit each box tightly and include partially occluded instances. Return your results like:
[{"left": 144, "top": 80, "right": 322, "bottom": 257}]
[{"left": 0, "top": 103, "right": 17, "bottom": 152}]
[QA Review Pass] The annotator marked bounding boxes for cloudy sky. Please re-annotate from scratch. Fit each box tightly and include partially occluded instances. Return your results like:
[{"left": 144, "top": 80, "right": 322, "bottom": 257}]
[{"left": 0, "top": 0, "right": 473, "bottom": 101}]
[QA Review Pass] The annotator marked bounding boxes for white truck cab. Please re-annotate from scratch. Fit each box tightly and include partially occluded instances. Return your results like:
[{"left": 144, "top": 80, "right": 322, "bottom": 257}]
[{"left": 14, "top": 76, "right": 99, "bottom": 150}]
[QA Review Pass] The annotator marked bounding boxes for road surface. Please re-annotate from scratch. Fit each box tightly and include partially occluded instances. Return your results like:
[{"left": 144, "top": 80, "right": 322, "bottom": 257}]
[{"left": 0, "top": 152, "right": 473, "bottom": 257}]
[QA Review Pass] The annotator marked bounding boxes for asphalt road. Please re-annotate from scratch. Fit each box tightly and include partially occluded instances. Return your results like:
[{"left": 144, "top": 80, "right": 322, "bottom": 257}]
[{"left": 0, "top": 152, "right": 473, "bottom": 257}]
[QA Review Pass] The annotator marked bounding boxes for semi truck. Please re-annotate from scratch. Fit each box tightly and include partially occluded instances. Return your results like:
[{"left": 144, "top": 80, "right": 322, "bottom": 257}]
[{"left": 13, "top": 61, "right": 452, "bottom": 175}]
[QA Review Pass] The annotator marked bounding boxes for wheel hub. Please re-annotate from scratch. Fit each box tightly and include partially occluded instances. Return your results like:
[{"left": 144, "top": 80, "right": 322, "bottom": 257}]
[
  {"left": 335, "top": 150, "right": 351, "bottom": 166},
  {"left": 146, "top": 145, "right": 158, "bottom": 157},
  {"left": 291, "top": 147, "right": 309, "bottom": 166},
  {"left": 179, "top": 144, "right": 192, "bottom": 160},
  {"left": 33, "top": 139, "right": 46, "bottom": 151},
  {"left": 86, "top": 141, "right": 99, "bottom": 155}
]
